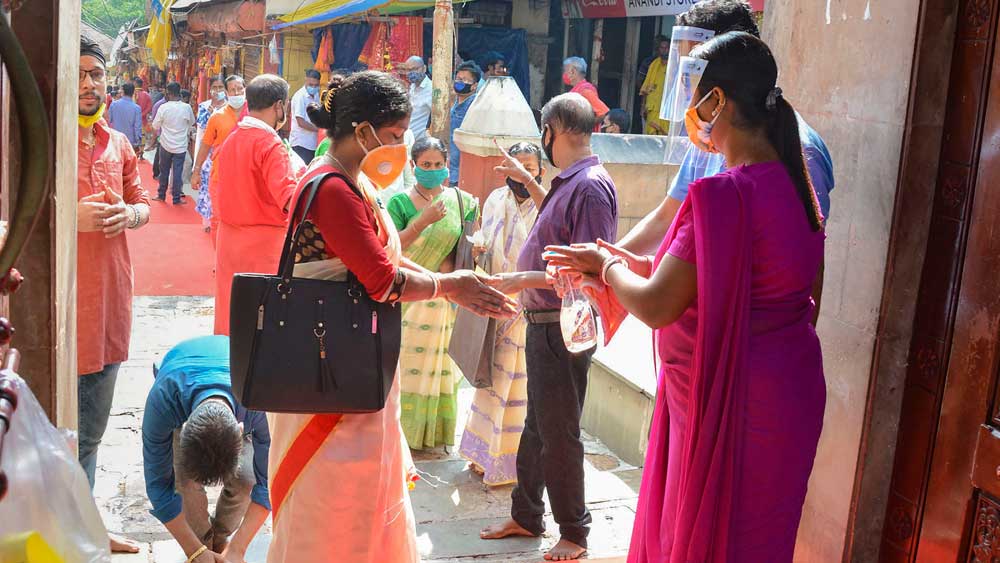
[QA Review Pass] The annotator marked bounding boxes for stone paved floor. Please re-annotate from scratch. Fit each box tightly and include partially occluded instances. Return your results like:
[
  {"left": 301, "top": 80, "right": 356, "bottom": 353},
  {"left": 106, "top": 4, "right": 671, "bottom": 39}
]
[{"left": 97, "top": 297, "right": 639, "bottom": 562}]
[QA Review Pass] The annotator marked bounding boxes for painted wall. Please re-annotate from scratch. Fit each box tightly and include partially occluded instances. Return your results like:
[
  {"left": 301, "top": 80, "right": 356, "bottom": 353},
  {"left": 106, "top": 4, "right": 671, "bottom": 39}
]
[
  {"left": 761, "top": 1, "right": 921, "bottom": 561},
  {"left": 511, "top": 0, "right": 551, "bottom": 109}
]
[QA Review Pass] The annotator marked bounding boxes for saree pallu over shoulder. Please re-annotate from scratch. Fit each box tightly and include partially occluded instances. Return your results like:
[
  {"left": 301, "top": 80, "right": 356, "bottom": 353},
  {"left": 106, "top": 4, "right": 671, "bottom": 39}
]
[
  {"left": 266, "top": 163, "right": 419, "bottom": 563},
  {"left": 629, "top": 173, "right": 753, "bottom": 563}
]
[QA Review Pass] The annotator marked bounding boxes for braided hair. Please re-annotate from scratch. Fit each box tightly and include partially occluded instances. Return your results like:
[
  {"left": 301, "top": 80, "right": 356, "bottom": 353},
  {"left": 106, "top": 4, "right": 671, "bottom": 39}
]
[
  {"left": 691, "top": 32, "right": 822, "bottom": 231},
  {"left": 307, "top": 70, "right": 411, "bottom": 141}
]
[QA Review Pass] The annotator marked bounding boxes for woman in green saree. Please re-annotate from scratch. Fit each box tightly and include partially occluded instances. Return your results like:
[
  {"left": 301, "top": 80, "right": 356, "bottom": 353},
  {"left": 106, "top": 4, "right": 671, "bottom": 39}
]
[{"left": 387, "top": 137, "right": 478, "bottom": 449}]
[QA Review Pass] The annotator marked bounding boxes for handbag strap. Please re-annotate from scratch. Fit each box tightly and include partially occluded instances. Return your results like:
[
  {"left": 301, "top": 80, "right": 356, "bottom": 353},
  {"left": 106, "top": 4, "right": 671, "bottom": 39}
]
[
  {"left": 277, "top": 170, "right": 368, "bottom": 284},
  {"left": 453, "top": 186, "right": 469, "bottom": 228}
]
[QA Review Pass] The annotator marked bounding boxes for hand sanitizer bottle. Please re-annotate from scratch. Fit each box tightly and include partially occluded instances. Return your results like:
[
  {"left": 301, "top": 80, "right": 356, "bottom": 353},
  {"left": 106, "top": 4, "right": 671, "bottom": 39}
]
[{"left": 560, "top": 281, "right": 598, "bottom": 354}]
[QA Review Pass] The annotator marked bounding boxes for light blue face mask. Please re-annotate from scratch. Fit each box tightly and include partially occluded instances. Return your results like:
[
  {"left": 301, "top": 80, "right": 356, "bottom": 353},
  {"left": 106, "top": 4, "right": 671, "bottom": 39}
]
[{"left": 306, "top": 85, "right": 320, "bottom": 96}]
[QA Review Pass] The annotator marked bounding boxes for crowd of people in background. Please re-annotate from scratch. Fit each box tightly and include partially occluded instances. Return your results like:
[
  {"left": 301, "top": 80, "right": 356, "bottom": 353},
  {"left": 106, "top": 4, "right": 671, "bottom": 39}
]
[{"left": 74, "top": 0, "right": 836, "bottom": 561}]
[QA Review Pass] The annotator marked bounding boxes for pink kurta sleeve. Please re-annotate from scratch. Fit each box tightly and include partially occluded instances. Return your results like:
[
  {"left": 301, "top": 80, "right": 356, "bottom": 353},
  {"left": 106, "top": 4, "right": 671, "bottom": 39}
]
[{"left": 667, "top": 206, "right": 696, "bottom": 263}]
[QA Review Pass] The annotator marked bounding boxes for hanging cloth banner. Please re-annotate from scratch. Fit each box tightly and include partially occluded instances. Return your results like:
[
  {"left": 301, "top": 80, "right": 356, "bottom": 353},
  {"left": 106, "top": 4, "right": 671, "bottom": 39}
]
[
  {"left": 146, "top": 0, "right": 175, "bottom": 68},
  {"left": 358, "top": 16, "right": 422, "bottom": 71}
]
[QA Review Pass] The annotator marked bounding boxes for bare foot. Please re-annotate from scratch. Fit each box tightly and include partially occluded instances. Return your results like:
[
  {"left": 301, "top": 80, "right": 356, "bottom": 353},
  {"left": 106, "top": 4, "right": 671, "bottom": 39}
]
[
  {"left": 544, "top": 538, "right": 587, "bottom": 561},
  {"left": 109, "top": 533, "right": 141, "bottom": 553},
  {"left": 480, "top": 519, "right": 537, "bottom": 540},
  {"left": 468, "top": 462, "right": 485, "bottom": 476}
]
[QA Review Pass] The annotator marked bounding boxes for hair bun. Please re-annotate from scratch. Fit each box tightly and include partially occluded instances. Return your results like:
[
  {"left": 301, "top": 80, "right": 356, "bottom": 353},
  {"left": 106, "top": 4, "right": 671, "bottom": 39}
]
[{"left": 307, "top": 80, "right": 342, "bottom": 131}]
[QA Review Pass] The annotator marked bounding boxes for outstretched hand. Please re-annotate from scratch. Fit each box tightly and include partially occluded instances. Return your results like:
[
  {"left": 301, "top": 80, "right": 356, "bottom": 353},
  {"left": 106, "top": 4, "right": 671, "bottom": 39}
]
[
  {"left": 492, "top": 140, "right": 534, "bottom": 185},
  {"left": 442, "top": 271, "right": 518, "bottom": 318},
  {"left": 596, "top": 239, "right": 652, "bottom": 277},
  {"left": 543, "top": 243, "right": 611, "bottom": 278}
]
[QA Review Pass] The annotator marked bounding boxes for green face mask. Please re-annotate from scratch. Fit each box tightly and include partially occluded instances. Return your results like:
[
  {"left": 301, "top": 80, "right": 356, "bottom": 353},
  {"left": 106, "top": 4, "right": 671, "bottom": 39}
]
[{"left": 414, "top": 166, "right": 449, "bottom": 189}]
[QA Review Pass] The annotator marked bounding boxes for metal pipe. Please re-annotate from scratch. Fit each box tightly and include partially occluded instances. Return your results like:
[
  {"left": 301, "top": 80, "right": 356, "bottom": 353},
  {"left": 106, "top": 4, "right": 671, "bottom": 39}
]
[{"left": 0, "top": 12, "right": 52, "bottom": 281}]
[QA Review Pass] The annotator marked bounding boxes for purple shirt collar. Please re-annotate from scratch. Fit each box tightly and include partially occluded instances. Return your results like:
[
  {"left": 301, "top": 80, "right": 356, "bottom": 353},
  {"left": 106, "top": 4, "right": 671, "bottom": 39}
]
[{"left": 555, "top": 154, "right": 601, "bottom": 182}]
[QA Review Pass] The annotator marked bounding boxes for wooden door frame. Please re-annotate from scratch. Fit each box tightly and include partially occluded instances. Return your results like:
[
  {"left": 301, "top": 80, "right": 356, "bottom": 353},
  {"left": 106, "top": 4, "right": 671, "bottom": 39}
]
[{"left": 7, "top": 0, "right": 80, "bottom": 426}]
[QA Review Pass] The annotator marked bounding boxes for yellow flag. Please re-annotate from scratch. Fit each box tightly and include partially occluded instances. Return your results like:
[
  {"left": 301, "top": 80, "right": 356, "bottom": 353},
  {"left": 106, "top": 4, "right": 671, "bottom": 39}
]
[{"left": 146, "top": 0, "right": 175, "bottom": 69}]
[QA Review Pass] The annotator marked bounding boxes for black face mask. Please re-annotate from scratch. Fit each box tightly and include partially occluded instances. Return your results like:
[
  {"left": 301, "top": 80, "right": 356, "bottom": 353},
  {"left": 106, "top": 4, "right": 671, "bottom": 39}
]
[
  {"left": 506, "top": 175, "right": 541, "bottom": 199},
  {"left": 542, "top": 126, "right": 556, "bottom": 167}
]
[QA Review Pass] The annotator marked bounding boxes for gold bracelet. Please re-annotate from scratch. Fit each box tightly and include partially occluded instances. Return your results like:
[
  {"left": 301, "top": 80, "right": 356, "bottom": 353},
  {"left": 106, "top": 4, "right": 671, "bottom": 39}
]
[{"left": 186, "top": 545, "right": 208, "bottom": 563}]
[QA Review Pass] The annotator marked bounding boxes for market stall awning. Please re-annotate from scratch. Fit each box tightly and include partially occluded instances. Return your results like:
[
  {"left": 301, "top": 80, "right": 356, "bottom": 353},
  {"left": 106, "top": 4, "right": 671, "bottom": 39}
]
[{"left": 273, "top": 0, "right": 472, "bottom": 29}]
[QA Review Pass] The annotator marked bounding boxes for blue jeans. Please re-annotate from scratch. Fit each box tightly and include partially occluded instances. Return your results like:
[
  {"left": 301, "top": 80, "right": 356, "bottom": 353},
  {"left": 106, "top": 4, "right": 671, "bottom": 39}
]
[
  {"left": 158, "top": 146, "right": 186, "bottom": 202},
  {"left": 78, "top": 363, "right": 121, "bottom": 490}
]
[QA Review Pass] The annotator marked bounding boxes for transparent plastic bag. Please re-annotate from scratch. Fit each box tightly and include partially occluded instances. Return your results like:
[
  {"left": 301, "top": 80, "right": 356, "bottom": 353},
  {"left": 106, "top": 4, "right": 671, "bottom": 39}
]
[
  {"left": 560, "top": 282, "right": 598, "bottom": 354},
  {"left": 0, "top": 374, "right": 110, "bottom": 562}
]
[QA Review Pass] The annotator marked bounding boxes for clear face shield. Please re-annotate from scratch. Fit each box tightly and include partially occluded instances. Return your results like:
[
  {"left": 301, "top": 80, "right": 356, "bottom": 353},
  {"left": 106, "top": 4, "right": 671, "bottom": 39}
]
[
  {"left": 664, "top": 55, "right": 711, "bottom": 164},
  {"left": 659, "top": 26, "right": 715, "bottom": 163}
]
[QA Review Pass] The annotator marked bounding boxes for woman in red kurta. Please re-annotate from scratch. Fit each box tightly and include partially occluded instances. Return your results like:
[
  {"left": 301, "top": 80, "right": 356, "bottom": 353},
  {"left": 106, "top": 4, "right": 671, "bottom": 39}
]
[{"left": 265, "top": 71, "right": 516, "bottom": 563}]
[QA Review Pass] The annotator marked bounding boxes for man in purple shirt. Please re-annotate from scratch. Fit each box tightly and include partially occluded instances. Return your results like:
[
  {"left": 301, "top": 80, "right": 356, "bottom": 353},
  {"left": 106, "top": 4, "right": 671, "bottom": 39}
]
[{"left": 481, "top": 93, "right": 618, "bottom": 562}]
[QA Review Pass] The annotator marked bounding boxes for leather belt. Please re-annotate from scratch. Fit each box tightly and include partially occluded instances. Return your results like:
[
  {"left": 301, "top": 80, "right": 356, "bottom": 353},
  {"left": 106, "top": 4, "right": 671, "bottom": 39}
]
[{"left": 524, "top": 309, "right": 561, "bottom": 325}]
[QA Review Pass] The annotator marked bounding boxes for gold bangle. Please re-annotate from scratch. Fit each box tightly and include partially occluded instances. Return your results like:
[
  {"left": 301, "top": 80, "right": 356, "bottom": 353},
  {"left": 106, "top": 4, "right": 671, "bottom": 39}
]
[
  {"left": 430, "top": 274, "right": 441, "bottom": 300},
  {"left": 186, "top": 545, "right": 208, "bottom": 563}
]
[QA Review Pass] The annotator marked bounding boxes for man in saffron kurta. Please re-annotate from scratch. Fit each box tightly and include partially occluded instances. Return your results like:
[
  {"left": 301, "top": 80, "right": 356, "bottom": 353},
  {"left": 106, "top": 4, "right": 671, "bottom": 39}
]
[
  {"left": 78, "top": 35, "right": 151, "bottom": 555},
  {"left": 210, "top": 74, "right": 300, "bottom": 335}
]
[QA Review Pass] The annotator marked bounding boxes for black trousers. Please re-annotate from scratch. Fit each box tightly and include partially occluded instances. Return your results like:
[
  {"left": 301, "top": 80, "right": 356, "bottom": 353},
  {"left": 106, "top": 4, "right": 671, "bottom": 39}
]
[{"left": 511, "top": 321, "right": 594, "bottom": 548}]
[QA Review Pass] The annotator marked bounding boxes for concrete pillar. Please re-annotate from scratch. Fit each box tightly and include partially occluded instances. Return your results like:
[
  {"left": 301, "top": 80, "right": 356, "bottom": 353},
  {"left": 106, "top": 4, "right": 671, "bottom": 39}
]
[
  {"left": 9, "top": 0, "right": 79, "bottom": 427},
  {"left": 761, "top": 1, "right": 925, "bottom": 560},
  {"left": 511, "top": 0, "right": 551, "bottom": 109}
]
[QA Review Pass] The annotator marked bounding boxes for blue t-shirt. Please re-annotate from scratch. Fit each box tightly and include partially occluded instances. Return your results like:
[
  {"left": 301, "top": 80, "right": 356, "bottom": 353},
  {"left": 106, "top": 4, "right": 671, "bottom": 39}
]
[
  {"left": 142, "top": 335, "right": 271, "bottom": 524},
  {"left": 448, "top": 93, "right": 477, "bottom": 185},
  {"left": 667, "top": 114, "right": 835, "bottom": 221}
]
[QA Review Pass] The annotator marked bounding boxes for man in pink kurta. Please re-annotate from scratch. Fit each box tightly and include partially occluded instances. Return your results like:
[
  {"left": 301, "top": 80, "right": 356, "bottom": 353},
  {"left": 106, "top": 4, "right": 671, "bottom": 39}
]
[
  {"left": 210, "top": 74, "right": 300, "bottom": 335},
  {"left": 78, "top": 35, "right": 152, "bottom": 554}
]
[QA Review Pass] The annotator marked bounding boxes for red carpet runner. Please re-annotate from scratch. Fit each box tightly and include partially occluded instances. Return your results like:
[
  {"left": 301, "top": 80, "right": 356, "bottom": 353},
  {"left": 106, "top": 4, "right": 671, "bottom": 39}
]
[{"left": 127, "top": 159, "right": 215, "bottom": 296}]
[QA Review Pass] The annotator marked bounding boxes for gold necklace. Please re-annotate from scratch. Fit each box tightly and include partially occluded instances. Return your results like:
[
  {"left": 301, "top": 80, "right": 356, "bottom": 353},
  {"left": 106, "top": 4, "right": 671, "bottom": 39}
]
[
  {"left": 325, "top": 153, "right": 358, "bottom": 183},
  {"left": 415, "top": 188, "right": 433, "bottom": 203}
]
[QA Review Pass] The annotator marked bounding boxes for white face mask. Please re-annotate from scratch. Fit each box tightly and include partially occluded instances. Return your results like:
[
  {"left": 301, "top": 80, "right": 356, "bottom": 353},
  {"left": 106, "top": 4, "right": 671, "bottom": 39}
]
[{"left": 228, "top": 95, "right": 246, "bottom": 109}]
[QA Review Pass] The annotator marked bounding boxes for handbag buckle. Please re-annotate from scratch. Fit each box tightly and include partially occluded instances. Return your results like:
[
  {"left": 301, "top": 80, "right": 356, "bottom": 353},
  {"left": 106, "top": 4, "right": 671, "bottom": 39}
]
[
  {"left": 277, "top": 282, "right": 292, "bottom": 297},
  {"left": 348, "top": 286, "right": 362, "bottom": 299}
]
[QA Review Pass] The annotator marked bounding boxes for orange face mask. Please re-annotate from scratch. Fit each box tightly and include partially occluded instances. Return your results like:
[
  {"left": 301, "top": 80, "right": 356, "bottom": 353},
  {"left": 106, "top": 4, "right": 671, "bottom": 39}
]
[
  {"left": 684, "top": 89, "right": 724, "bottom": 154},
  {"left": 358, "top": 124, "right": 408, "bottom": 189}
]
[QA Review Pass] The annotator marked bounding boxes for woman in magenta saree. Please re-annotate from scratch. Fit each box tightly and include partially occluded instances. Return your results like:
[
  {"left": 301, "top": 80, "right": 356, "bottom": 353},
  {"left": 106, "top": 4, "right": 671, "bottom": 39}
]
[{"left": 545, "top": 32, "right": 826, "bottom": 562}]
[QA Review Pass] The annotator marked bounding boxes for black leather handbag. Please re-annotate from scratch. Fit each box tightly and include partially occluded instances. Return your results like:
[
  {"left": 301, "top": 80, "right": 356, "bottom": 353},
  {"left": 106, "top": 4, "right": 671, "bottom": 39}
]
[{"left": 229, "top": 172, "right": 402, "bottom": 414}]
